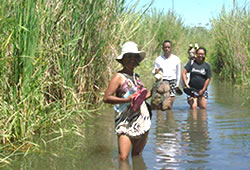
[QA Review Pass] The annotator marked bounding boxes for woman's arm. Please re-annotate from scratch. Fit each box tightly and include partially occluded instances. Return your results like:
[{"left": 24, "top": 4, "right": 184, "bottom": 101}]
[
  {"left": 199, "top": 78, "right": 210, "bottom": 95},
  {"left": 182, "top": 68, "right": 190, "bottom": 88},
  {"left": 145, "top": 90, "right": 151, "bottom": 99}
]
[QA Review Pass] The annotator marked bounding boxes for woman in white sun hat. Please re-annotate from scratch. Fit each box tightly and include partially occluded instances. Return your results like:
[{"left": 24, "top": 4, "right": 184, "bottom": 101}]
[{"left": 104, "top": 41, "right": 152, "bottom": 161}]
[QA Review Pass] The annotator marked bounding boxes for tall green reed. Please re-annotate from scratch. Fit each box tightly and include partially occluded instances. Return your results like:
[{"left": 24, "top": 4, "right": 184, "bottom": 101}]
[
  {"left": 0, "top": 0, "right": 132, "bottom": 163},
  {"left": 210, "top": 3, "right": 249, "bottom": 86}
]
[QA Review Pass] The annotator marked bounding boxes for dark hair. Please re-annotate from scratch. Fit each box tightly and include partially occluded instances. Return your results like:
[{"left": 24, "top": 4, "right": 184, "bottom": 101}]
[
  {"left": 162, "top": 40, "right": 172, "bottom": 47},
  {"left": 196, "top": 47, "right": 207, "bottom": 55}
]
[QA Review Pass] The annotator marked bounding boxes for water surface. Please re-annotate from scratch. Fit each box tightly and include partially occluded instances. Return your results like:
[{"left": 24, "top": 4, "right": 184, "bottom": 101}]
[{"left": 10, "top": 80, "right": 250, "bottom": 169}]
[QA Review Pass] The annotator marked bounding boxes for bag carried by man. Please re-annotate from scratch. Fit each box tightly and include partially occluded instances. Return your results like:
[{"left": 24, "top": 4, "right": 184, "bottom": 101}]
[{"left": 151, "top": 79, "right": 172, "bottom": 111}]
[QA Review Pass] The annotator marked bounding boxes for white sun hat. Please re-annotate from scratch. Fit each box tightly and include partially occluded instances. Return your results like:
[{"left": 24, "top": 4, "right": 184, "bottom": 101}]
[{"left": 116, "top": 41, "right": 146, "bottom": 63}]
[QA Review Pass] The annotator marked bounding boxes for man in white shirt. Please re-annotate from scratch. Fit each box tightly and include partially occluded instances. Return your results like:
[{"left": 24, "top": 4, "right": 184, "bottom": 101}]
[{"left": 152, "top": 40, "right": 181, "bottom": 109}]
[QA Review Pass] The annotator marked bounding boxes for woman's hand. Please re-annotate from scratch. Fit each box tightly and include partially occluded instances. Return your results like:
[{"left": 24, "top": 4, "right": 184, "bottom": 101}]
[
  {"left": 199, "top": 89, "right": 205, "bottom": 96},
  {"left": 127, "top": 93, "right": 136, "bottom": 102}
]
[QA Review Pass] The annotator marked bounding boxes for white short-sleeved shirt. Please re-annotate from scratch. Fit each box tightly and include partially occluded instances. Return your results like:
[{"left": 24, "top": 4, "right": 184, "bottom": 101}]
[{"left": 152, "top": 54, "right": 181, "bottom": 87}]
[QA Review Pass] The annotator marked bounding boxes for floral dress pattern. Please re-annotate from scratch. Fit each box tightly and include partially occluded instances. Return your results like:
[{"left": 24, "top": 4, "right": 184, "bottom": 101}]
[{"left": 114, "top": 73, "right": 151, "bottom": 137}]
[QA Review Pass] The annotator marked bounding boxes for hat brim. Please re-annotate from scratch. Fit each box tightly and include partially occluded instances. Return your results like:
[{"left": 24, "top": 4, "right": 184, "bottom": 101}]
[{"left": 116, "top": 51, "right": 145, "bottom": 63}]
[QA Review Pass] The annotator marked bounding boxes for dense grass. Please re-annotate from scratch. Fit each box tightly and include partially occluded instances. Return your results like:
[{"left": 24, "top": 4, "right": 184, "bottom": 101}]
[
  {"left": 0, "top": 0, "right": 248, "bottom": 166},
  {"left": 0, "top": 0, "right": 130, "bottom": 164},
  {"left": 210, "top": 3, "right": 249, "bottom": 86}
]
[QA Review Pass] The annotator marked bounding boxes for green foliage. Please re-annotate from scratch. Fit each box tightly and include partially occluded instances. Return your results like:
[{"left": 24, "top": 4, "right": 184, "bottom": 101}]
[
  {"left": 0, "top": 0, "right": 127, "bottom": 163},
  {"left": 210, "top": 4, "right": 249, "bottom": 86}
]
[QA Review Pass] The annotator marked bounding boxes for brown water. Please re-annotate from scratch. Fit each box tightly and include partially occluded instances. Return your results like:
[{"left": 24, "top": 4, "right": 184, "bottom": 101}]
[{"left": 10, "top": 80, "right": 250, "bottom": 169}]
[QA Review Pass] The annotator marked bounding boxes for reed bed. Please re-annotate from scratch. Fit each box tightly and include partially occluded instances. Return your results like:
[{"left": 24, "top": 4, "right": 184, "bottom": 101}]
[
  {"left": 0, "top": 0, "right": 137, "bottom": 164},
  {"left": 210, "top": 3, "right": 249, "bottom": 86}
]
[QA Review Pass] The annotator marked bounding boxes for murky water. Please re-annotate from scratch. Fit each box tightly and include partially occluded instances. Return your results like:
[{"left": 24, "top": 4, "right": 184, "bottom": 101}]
[{"left": 10, "top": 80, "right": 250, "bottom": 169}]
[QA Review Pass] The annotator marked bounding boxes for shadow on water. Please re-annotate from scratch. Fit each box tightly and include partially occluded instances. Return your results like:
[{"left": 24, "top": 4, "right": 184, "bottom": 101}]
[{"left": 8, "top": 78, "right": 250, "bottom": 169}]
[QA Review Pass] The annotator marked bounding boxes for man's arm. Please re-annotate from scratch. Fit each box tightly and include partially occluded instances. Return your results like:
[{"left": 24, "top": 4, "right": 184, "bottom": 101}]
[
  {"left": 152, "top": 57, "right": 162, "bottom": 75},
  {"left": 176, "top": 58, "right": 181, "bottom": 87}
]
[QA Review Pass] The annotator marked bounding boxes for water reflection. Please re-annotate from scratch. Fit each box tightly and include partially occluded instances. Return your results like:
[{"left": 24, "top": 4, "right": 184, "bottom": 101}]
[
  {"left": 119, "top": 155, "right": 146, "bottom": 170},
  {"left": 211, "top": 79, "right": 250, "bottom": 108},
  {"left": 181, "top": 109, "right": 210, "bottom": 162},
  {"left": 154, "top": 110, "right": 180, "bottom": 169},
  {"left": 154, "top": 109, "right": 211, "bottom": 168}
]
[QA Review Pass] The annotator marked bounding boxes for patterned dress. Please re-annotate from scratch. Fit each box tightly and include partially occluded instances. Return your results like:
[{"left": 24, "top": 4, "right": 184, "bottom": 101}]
[{"left": 114, "top": 73, "right": 151, "bottom": 138}]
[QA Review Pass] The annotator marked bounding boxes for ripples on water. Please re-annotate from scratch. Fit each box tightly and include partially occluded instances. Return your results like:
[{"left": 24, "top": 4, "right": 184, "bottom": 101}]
[
  {"left": 151, "top": 109, "right": 210, "bottom": 169},
  {"left": 145, "top": 82, "right": 250, "bottom": 170},
  {"left": 9, "top": 81, "right": 250, "bottom": 169}
]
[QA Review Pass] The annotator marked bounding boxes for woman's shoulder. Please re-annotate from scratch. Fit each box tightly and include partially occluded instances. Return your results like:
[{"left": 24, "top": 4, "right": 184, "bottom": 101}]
[
  {"left": 185, "top": 59, "right": 192, "bottom": 67},
  {"left": 203, "top": 61, "right": 211, "bottom": 67},
  {"left": 109, "top": 73, "right": 127, "bottom": 88},
  {"left": 109, "top": 73, "right": 125, "bottom": 82},
  {"left": 113, "top": 72, "right": 126, "bottom": 80}
]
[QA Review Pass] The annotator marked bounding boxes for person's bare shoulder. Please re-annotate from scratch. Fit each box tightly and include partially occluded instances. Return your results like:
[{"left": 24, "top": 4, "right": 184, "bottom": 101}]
[{"left": 109, "top": 73, "right": 124, "bottom": 86}]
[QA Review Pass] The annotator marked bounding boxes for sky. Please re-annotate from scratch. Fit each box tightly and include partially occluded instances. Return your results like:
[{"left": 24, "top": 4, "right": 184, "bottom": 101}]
[{"left": 129, "top": 0, "right": 248, "bottom": 27}]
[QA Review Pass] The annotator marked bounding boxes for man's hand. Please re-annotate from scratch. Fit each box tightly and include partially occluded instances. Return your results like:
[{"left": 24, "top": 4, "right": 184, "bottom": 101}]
[
  {"left": 154, "top": 68, "right": 163, "bottom": 74},
  {"left": 154, "top": 68, "right": 160, "bottom": 73}
]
